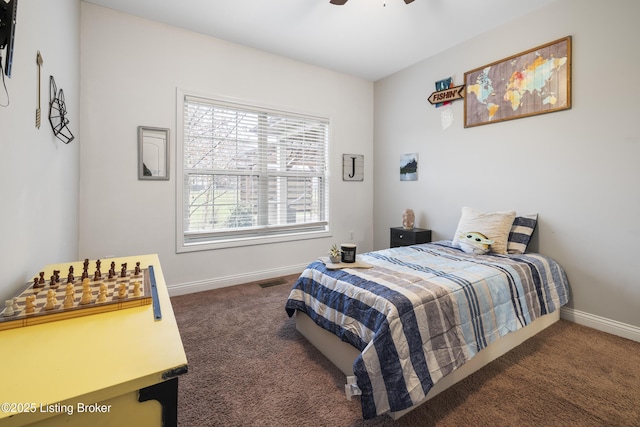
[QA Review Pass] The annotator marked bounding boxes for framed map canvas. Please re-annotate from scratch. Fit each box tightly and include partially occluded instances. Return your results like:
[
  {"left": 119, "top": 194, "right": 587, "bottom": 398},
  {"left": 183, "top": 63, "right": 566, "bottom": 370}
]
[{"left": 464, "top": 36, "right": 571, "bottom": 128}]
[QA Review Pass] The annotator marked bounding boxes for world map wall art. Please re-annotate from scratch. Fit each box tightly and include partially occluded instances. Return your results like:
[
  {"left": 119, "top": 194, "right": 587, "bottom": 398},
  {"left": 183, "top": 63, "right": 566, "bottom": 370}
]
[{"left": 464, "top": 36, "right": 571, "bottom": 128}]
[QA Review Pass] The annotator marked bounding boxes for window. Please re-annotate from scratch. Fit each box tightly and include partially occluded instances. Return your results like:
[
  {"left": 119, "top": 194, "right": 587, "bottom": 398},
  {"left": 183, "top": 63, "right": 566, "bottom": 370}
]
[{"left": 177, "top": 92, "right": 330, "bottom": 251}]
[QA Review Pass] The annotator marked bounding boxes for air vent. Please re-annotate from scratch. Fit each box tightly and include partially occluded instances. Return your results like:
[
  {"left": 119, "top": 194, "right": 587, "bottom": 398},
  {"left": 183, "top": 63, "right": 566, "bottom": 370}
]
[{"left": 258, "top": 278, "right": 287, "bottom": 288}]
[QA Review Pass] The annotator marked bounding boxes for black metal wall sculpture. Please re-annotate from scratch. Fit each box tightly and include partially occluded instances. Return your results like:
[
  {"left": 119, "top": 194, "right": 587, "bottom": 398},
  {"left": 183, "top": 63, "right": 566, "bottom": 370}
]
[{"left": 48, "top": 75, "right": 74, "bottom": 144}]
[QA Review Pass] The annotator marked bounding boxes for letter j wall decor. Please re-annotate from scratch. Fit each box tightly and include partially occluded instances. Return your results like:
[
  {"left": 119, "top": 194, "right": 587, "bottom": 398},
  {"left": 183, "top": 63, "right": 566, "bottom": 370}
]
[
  {"left": 343, "top": 154, "right": 364, "bottom": 181},
  {"left": 464, "top": 36, "right": 571, "bottom": 128}
]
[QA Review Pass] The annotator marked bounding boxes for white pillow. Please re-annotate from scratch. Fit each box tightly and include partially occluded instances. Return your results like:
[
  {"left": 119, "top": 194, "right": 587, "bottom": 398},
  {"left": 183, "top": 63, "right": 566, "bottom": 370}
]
[{"left": 452, "top": 207, "right": 516, "bottom": 255}]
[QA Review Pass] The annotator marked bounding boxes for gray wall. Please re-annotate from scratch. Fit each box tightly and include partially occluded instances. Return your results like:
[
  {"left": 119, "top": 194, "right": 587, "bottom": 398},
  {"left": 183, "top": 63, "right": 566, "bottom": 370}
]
[
  {"left": 373, "top": 0, "right": 640, "bottom": 330},
  {"left": 78, "top": 3, "right": 374, "bottom": 293},
  {"left": 0, "top": 0, "right": 80, "bottom": 300},
  {"left": 2, "top": 0, "right": 637, "bottom": 337}
]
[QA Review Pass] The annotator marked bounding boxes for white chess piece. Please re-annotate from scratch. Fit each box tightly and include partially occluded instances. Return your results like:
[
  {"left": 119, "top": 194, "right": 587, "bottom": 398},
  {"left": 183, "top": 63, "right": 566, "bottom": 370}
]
[
  {"left": 80, "top": 278, "right": 92, "bottom": 305},
  {"left": 25, "top": 295, "right": 36, "bottom": 314},
  {"left": 98, "top": 283, "right": 107, "bottom": 303},
  {"left": 63, "top": 284, "right": 75, "bottom": 309},
  {"left": 133, "top": 281, "right": 141, "bottom": 297},
  {"left": 117, "top": 283, "right": 127, "bottom": 299},
  {"left": 45, "top": 290, "right": 56, "bottom": 310},
  {"left": 3, "top": 299, "right": 14, "bottom": 317}
]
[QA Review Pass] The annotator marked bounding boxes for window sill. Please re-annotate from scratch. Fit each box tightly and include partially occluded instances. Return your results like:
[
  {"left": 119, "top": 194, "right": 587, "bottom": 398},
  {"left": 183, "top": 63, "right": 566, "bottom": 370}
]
[{"left": 176, "top": 229, "right": 332, "bottom": 253}]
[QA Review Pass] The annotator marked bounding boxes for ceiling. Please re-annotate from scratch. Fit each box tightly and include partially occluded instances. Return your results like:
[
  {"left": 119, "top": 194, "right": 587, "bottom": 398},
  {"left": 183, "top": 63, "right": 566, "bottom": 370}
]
[{"left": 84, "top": 0, "right": 556, "bottom": 81}]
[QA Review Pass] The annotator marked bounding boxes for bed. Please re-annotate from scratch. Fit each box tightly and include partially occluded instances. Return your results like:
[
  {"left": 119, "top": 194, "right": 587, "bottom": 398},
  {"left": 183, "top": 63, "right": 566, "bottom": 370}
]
[{"left": 285, "top": 209, "right": 570, "bottom": 420}]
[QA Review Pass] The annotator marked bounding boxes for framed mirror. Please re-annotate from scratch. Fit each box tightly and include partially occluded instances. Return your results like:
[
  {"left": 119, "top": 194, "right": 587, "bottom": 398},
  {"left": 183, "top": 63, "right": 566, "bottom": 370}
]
[{"left": 138, "top": 126, "right": 170, "bottom": 180}]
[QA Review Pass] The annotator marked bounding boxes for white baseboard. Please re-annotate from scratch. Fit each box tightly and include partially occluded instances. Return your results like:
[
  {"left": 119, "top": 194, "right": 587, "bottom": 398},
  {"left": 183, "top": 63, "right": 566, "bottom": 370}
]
[
  {"left": 561, "top": 307, "right": 640, "bottom": 343},
  {"left": 167, "top": 263, "right": 308, "bottom": 297}
]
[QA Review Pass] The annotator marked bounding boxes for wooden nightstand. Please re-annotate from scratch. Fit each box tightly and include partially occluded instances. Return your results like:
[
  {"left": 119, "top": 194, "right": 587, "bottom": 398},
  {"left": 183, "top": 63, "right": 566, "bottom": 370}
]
[{"left": 390, "top": 227, "right": 432, "bottom": 248}]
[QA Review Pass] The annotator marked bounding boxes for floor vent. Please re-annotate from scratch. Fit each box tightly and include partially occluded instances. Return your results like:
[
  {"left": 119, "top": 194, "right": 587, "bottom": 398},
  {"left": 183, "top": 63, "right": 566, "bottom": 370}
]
[{"left": 258, "top": 278, "right": 287, "bottom": 288}]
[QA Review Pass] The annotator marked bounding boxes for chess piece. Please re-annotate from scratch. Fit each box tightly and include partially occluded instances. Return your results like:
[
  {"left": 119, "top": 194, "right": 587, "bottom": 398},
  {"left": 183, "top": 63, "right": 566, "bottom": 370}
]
[
  {"left": 80, "top": 278, "right": 92, "bottom": 305},
  {"left": 37, "top": 272, "right": 46, "bottom": 287},
  {"left": 45, "top": 289, "right": 56, "bottom": 310},
  {"left": 3, "top": 300, "right": 14, "bottom": 317},
  {"left": 133, "top": 281, "right": 141, "bottom": 297},
  {"left": 25, "top": 295, "right": 36, "bottom": 314},
  {"left": 108, "top": 262, "right": 116, "bottom": 279},
  {"left": 94, "top": 259, "right": 102, "bottom": 279},
  {"left": 98, "top": 283, "right": 107, "bottom": 303},
  {"left": 120, "top": 263, "right": 128, "bottom": 278},
  {"left": 134, "top": 262, "right": 141, "bottom": 277},
  {"left": 82, "top": 259, "right": 90, "bottom": 280},
  {"left": 49, "top": 275, "right": 59, "bottom": 289},
  {"left": 117, "top": 283, "right": 127, "bottom": 299},
  {"left": 63, "top": 284, "right": 75, "bottom": 309},
  {"left": 12, "top": 297, "right": 18, "bottom": 311}
]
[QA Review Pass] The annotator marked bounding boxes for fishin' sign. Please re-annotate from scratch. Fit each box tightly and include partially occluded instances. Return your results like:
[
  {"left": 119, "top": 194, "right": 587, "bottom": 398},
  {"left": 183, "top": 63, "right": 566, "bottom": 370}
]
[{"left": 428, "top": 77, "right": 465, "bottom": 107}]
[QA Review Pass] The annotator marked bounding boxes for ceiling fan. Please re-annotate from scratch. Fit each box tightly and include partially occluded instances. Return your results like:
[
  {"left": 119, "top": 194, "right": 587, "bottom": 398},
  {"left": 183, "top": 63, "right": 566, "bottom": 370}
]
[{"left": 330, "top": 0, "right": 414, "bottom": 4}]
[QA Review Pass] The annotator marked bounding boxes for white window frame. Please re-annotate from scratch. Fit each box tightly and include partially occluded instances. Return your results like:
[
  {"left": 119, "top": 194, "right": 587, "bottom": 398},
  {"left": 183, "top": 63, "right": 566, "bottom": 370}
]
[{"left": 176, "top": 89, "right": 332, "bottom": 253}]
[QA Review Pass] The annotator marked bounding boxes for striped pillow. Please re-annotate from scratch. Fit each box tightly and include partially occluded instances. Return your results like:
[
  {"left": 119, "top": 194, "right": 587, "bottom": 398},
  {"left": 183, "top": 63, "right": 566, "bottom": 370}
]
[{"left": 507, "top": 214, "right": 538, "bottom": 254}]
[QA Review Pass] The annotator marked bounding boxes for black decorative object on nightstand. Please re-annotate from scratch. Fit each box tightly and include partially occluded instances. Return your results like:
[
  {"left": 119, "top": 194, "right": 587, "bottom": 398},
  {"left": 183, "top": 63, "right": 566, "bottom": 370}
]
[{"left": 390, "top": 227, "right": 431, "bottom": 248}]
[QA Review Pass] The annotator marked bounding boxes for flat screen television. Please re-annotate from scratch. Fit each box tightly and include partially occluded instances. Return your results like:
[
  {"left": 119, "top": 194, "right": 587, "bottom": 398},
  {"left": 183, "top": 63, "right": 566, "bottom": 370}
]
[{"left": 0, "top": 0, "right": 18, "bottom": 78}]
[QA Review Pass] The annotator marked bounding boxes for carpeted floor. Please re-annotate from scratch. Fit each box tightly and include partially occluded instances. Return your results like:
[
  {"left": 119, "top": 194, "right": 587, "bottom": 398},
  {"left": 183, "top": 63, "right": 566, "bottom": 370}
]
[{"left": 170, "top": 275, "right": 640, "bottom": 426}]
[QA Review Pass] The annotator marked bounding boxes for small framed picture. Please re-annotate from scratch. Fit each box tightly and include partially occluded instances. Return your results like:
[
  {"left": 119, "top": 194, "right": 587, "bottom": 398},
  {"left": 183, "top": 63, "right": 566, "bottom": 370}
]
[
  {"left": 400, "top": 153, "right": 418, "bottom": 181},
  {"left": 138, "top": 126, "right": 170, "bottom": 180}
]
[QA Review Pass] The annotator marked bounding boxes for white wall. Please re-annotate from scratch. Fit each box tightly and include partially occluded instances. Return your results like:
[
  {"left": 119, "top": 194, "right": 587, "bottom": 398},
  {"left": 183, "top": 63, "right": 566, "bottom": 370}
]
[
  {"left": 4, "top": 0, "right": 634, "bottom": 336},
  {"left": 0, "top": 0, "right": 80, "bottom": 301},
  {"left": 373, "top": 0, "right": 640, "bottom": 329},
  {"left": 79, "top": 3, "right": 374, "bottom": 293}
]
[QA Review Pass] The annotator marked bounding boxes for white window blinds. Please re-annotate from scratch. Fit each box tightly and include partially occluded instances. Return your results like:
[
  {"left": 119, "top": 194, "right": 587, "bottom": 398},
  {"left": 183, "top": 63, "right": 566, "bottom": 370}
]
[{"left": 180, "top": 94, "right": 330, "bottom": 248}]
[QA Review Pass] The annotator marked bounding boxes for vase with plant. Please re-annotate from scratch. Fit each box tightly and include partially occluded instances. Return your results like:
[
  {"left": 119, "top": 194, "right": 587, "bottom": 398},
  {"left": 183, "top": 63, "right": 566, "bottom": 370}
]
[{"left": 328, "top": 244, "right": 342, "bottom": 263}]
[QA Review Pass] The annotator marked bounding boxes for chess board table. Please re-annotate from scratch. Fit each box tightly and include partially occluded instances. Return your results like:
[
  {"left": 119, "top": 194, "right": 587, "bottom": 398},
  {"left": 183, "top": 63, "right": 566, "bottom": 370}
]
[
  {"left": 0, "top": 254, "right": 188, "bottom": 427},
  {"left": 0, "top": 262, "right": 152, "bottom": 331}
]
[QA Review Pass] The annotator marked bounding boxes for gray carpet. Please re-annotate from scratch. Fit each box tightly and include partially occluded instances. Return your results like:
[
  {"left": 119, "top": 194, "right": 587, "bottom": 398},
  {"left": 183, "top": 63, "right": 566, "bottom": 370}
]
[{"left": 171, "top": 275, "right": 640, "bottom": 426}]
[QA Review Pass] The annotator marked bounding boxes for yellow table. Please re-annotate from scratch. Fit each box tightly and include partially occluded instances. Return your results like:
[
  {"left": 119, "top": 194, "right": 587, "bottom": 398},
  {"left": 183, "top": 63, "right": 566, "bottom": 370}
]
[{"left": 0, "top": 254, "right": 188, "bottom": 427}]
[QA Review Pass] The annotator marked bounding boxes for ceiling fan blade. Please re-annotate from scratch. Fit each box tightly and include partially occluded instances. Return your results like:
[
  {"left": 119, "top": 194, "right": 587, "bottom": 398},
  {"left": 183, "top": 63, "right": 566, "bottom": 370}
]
[
  {"left": 330, "top": 0, "right": 348, "bottom": 4},
  {"left": 404, "top": 0, "right": 415, "bottom": 3}
]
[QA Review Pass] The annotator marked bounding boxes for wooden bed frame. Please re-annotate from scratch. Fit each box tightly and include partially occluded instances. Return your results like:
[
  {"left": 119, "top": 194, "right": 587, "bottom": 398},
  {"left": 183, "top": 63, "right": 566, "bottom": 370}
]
[{"left": 295, "top": 309, "right": 560, "bottom": 420}]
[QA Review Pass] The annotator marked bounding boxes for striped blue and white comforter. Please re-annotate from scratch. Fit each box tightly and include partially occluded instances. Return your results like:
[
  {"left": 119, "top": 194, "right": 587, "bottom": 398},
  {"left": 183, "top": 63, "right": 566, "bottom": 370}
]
[{"left": 285, "top": 241, "right": 570, "bottom": 419}]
